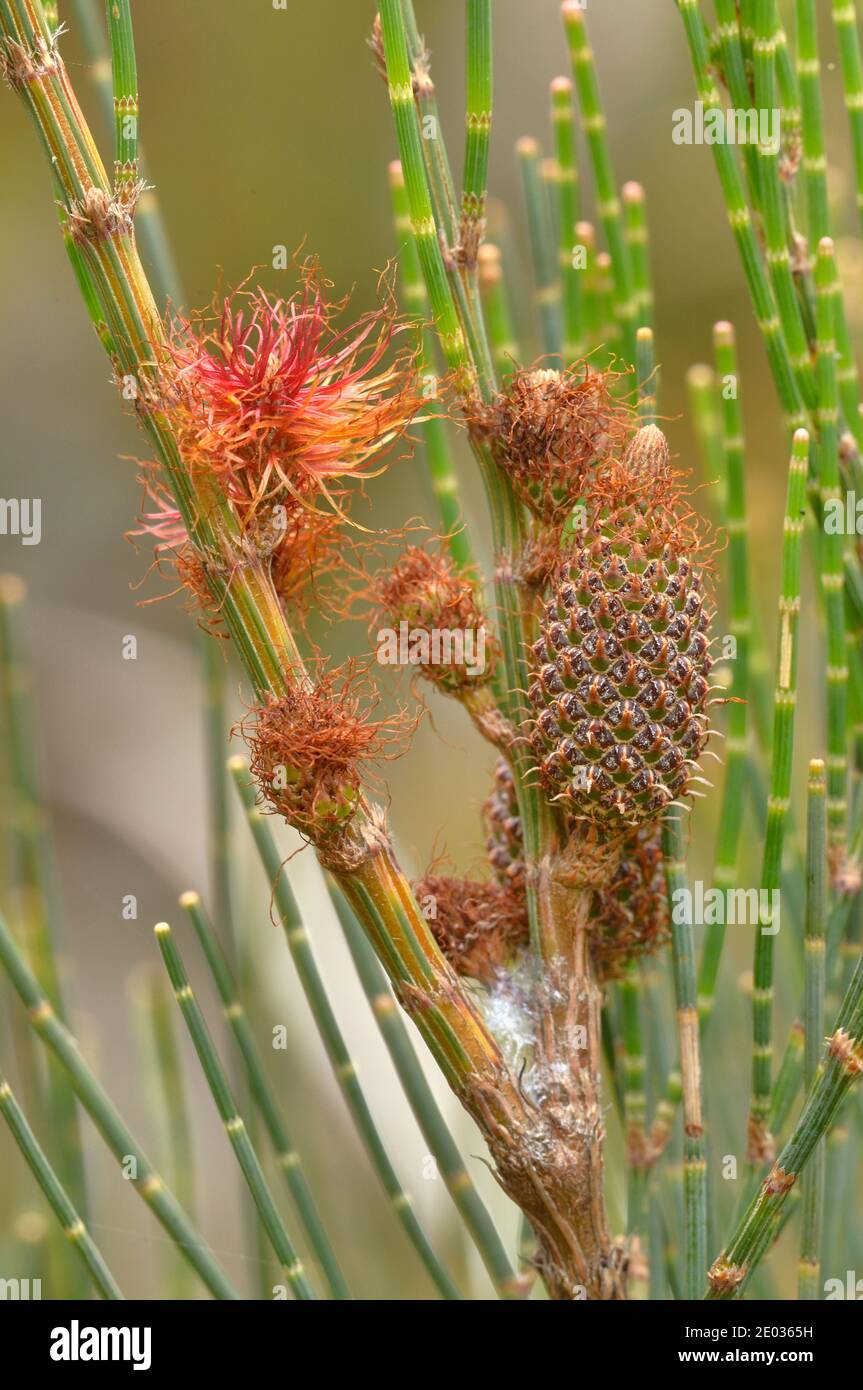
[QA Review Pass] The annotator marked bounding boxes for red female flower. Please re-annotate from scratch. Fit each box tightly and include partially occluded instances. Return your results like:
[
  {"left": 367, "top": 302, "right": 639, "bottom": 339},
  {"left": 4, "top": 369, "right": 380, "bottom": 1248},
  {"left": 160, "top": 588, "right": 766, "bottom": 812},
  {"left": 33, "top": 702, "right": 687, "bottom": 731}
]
[{"left": 164, "top": 269, "right": 423, "bottom": 528}]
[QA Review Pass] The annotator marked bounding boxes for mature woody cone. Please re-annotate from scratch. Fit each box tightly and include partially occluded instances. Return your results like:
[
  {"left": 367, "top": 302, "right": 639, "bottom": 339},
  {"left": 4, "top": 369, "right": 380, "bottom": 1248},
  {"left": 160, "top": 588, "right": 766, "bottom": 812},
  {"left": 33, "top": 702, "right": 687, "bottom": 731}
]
[
  {"left": 483, "top": 760, "right": 667, "bottom": 980},
  {"left": 529, "top": 424, "right": 713, "bottom": 828},
  {"left": 483, "top": 759, "right": 526, "bottom": 890},
  {"left": 596, "top": 824, "right": 667, "bottom": 979},
  {"left": 419, "top": 764, "right": 667, "bottom": 987}
]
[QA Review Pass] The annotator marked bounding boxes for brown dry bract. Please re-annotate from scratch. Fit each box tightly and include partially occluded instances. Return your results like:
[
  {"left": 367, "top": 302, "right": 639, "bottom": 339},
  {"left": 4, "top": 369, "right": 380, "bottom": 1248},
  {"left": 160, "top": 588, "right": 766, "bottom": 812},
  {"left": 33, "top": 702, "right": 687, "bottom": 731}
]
[
  {"left": 764, "top": 1163, "right": 796, "bottom": 1196},
  {"left": 0, "top": 26, "right": 62, "bottom": 88},
  {"left": 432, "top": 801, "right": 667, "bottom": 988},
  {"left": 827, "top": 1027, "right": 863, "bottom": 1077},
  {"left": 67, "top": 185, "right": 143, "bottom": 246},
  {"left": 369, "top": 12, "right": 434, "bottom": 97},
  {"left": 413, "top": 874, "right": 528, "bottom": 985},
  {"left": 746, "top": 1114, "right": 776, "bottom": 1166},
  {"left": 706, "top": 1257, "right": 746, "bottom": 1295}
]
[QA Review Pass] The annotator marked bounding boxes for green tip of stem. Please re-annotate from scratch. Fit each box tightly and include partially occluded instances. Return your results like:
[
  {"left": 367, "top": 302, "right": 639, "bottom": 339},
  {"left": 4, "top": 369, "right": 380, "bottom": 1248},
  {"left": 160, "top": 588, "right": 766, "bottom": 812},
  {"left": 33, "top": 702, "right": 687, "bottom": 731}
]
[
  {"left": 686, "top": 363, "right": 714, "bottom": 388},
  {"left": 561, "top": 0, "right": 584, "bottom": 27},
  {"left": 713, "top": 319, "right": 735, "bottom": 346},
  {"left": 154, "top": 922, "right": 171, "bottom": 938},
  {"left": 818, "top": 235, "right": 834, "bottom": 257},
  {"left": 808, "top": 760, "right": 827, "bottom": 797},
  {"left": 622, "top": 181, "right": 645, "bottom": 204},
  {"left": 0, "top": 574, "right": 26, "bottom": 606},
  {"left": 637, "top": 326, "right": 653, "bottom": 344},
  {"left": 388, "top": 159, "right": 404, "bottom": 186},
  {"left": 226, "top": 756, "right": 247, "bottom": 775},
  {"left": 477, "top": 243, "right": 502, "bottom": 282},
  {"left": 515, "top": 135, "right": 540, "bottom": 158},
  {"left": 179, "top": 891, "right": 200, "bottom": 910}
]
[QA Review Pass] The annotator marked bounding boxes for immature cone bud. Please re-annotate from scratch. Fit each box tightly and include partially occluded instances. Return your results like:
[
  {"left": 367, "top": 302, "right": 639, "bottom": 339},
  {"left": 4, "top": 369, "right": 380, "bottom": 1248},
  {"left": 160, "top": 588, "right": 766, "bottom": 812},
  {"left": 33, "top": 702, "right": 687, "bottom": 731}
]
[
  {"left": 370, "top": 547, "right": 498, "bottom": 695},
  {"left": 247, "top": 691, "right": 364, "bottom": 846},
  {"left": 529, "top": 425, "right": 713, "bottom": 828},
  {"left": 243, "top": 668, "right": 408, "bottom": 867},
  {"left": 471, "top": 365, "right": 627, "bottom": 524}
]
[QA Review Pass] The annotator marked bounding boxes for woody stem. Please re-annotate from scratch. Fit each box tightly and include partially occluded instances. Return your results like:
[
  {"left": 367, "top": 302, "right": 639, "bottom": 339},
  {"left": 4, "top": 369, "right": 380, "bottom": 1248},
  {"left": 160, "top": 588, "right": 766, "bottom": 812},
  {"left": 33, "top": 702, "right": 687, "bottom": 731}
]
[{"left": 526, "top": 833, "right": 627, "bottom": 1298}]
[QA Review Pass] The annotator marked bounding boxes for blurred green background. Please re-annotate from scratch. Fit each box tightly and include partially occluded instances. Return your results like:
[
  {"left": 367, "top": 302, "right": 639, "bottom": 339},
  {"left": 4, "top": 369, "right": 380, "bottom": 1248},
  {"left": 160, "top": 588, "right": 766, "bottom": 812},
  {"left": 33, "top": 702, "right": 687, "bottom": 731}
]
[{"left": 0, "top": 0, "right": 859, "bottom": 1299}]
